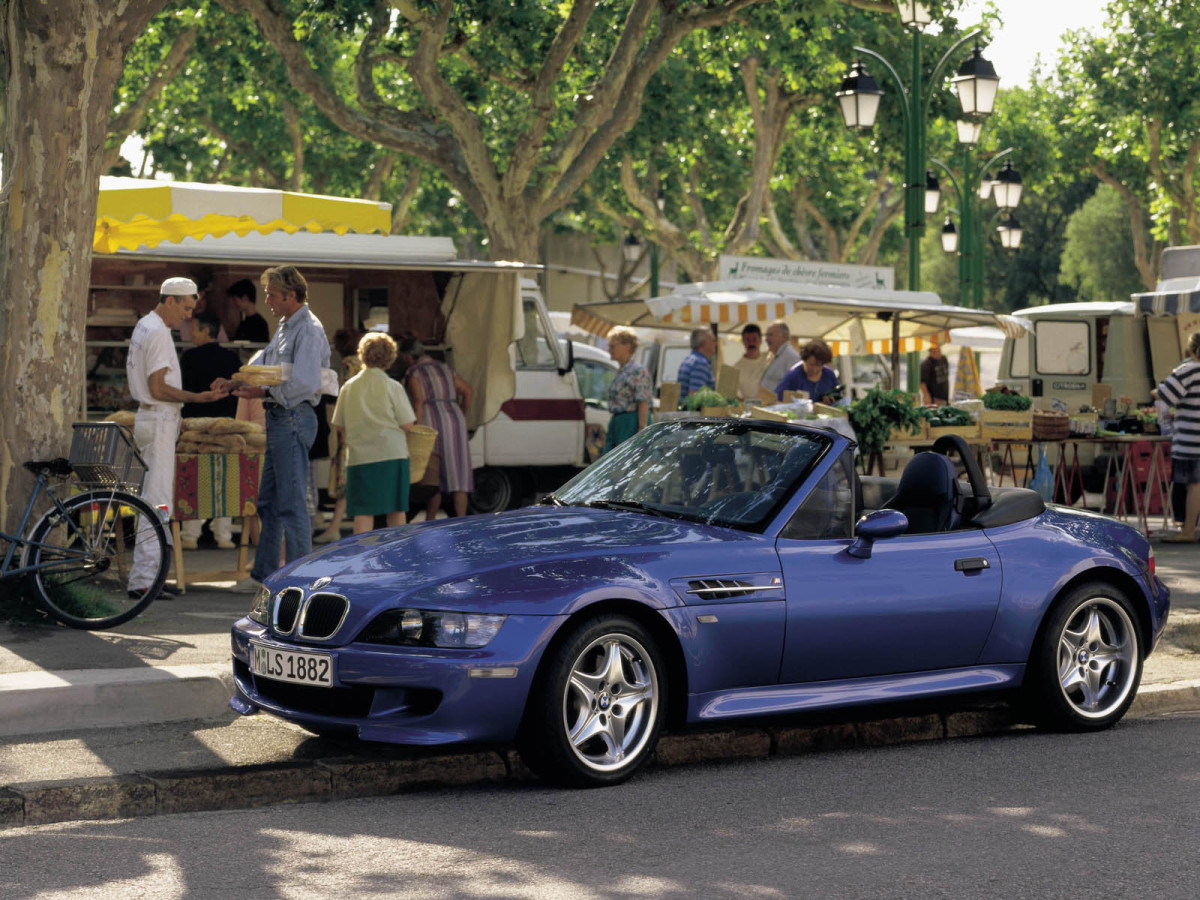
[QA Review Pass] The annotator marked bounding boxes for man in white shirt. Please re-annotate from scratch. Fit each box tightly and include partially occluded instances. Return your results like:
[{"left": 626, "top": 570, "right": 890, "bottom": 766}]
[
  {"left": 732, "top": 323, "right": 769, "bottom": 399},
  {"left": 760, "top": 320, "right": 802, "bottom": 394},
  {"left": 126, "top": 277, "right": 229, "bottom": 597}
]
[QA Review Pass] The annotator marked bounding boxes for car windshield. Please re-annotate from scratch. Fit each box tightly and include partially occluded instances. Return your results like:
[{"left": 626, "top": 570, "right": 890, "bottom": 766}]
[{"left": 553, "top": 419, "right": 830, "bottom": 531}]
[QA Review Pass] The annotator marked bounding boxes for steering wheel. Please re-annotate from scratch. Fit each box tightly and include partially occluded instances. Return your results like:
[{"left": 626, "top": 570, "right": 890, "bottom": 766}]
[{"left": 931, "top": 434, "right": 992, "bottom": 516}]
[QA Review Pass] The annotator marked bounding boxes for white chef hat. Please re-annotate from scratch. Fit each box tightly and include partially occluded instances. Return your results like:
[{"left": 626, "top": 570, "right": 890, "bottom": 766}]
[{"left": 160, "top": 276, "right": 199, "bottom": 296}]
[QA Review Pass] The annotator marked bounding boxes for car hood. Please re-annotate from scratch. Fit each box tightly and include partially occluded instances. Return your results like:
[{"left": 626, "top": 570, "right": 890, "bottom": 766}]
[{"left": 274, "top": 505, "right": 761, "bottom": 603}]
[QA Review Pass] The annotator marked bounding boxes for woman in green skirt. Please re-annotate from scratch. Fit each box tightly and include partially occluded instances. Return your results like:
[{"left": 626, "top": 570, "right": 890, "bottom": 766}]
[
  {"left": 331, "top": 332, "right": 416, "bottom": 534},
  {"left": 604, "top": 327, "right": 653, "bottom": 452}
]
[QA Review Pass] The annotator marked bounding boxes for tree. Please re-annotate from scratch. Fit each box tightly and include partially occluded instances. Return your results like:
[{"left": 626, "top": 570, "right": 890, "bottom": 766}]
[
  {"left": 1059, "top": 184, "right": 1144, "bottom": 302},
  {"left": 0, "top": 0, "right": 169, "bottom": 531},
  {"left": 1056, "top": 0, "right": 1200, "bottom": 287},
  {"left": 223, "top": 0, "right": 895, "bottom": 263}
]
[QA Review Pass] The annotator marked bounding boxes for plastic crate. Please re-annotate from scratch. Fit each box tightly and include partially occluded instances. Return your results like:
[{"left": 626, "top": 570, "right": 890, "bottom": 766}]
[{"left": 68, "top": 422, "right": 147, "bottom": 492}]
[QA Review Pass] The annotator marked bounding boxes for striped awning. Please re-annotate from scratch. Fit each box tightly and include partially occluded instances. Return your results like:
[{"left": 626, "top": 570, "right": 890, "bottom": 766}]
[
  {"left": 1134, "top": 290, "right": 1200, "bottom": 316},
  {"left": 994, "top": 314, "right": 1033, "bottom": 337},
  {"left": 95, "top": 176, "right": 392, "bottom": 253},
  {"left": 572, "top": 279, "right": 999, "bottom": 356}
]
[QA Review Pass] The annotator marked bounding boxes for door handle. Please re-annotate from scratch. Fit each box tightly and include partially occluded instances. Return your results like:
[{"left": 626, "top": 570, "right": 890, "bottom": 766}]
[{"left": 954, "top": 557, "right": 991, "bottom": 573}]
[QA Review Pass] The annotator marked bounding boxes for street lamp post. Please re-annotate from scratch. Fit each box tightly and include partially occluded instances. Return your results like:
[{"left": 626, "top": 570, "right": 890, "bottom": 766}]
[
  {"left": 650, "top": 189, "right": 665, "bottom": 297},
  {"left": 836, "top": 8, "right": 998, "bottom": 292},
  {"left": 932, "top": 148, "right": 1024, "bottom": 307}
]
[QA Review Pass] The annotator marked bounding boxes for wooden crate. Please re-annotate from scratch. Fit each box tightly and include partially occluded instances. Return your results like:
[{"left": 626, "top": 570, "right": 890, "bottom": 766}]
[
  {"left": 980, "top": 409, "right": 1033, "bottom": 441},
  {"left": 887, "top": 421, "right": 928, "bottom": 443},
  {"left": 927, "top": 422, "right": 982, "bottom": 441}
]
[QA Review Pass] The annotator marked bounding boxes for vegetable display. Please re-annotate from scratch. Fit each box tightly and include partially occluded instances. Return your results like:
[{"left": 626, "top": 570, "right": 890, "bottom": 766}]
[
  {"left": 848, "top": 387, "right": 923, "bottom": 455},
  {"left": 681, "top": 388, "right": 739, "bottom": 411},
  {"left": 983, "top": 389, "right": 1032, "bottom": 411},
  {"left": 921, "top": 406, "right": 974, "bottom": 427}
]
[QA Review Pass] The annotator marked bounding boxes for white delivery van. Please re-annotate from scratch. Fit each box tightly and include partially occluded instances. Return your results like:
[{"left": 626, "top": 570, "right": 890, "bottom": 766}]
[{"left": 86, "top": 235, "right": 612, "bottom": 514}]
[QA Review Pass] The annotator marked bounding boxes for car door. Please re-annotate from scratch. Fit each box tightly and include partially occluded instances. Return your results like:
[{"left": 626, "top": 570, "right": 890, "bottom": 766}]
[{"left": 774, "top": 453, "right": 1002, "bottom": 683}]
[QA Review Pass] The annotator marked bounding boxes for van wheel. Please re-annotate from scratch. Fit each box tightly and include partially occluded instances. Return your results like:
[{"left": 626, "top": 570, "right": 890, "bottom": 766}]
[{"left": 469, "top": 467, "right": 514, "bottom": 514}]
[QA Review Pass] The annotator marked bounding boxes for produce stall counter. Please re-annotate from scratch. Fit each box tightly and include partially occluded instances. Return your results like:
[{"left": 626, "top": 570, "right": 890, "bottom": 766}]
[{"left": 171, "top": 451, "right": 263, "bottom": 593}]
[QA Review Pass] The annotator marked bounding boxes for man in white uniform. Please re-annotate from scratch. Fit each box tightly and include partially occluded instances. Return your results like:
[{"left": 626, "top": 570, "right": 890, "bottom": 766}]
[{"left": 126, "top": 277, "right": 228, "bottom": 597}]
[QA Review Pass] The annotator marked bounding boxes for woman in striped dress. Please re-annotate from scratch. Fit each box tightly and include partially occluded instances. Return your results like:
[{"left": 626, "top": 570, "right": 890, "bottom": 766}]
[{"left": 400, "top": 339, "right": 474, "bottom": 518}]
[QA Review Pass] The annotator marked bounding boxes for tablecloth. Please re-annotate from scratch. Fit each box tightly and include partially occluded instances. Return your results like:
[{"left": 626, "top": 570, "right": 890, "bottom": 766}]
[{"left": 173, "top": 452, "right": 264, "bottom": 521}]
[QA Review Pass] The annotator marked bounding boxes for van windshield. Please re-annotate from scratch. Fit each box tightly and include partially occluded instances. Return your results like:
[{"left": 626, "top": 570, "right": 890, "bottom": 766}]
[{"left": 1035, "top": 320, "right": 1090, "bottom": 375}]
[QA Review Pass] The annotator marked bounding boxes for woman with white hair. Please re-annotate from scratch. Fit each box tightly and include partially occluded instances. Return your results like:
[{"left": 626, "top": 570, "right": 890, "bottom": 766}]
[
  {"left": 604, "top": 327, "right": 653, "bottom": 452},
  {"left": 331, "top": 332, "right": 416, "bottom": 534}
]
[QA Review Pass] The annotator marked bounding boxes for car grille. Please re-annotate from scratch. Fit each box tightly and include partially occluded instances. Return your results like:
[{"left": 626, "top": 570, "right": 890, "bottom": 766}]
[
  {"left": 274, "top": 588, "right": 303, "bottom": 633},
  {"left": 687, "top": 578, "right": 755, "bottom": 600},
  {"left": 236, "top": 659, "right": 375, "bottom": 718},
  {"left": 300, "top": 593, "right": 349, "bottom": 640}
]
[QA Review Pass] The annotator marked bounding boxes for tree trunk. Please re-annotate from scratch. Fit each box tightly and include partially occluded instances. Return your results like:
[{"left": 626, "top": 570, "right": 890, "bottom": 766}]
[{"left": 0, "top": 1, "right": 166, "bottom": 531}]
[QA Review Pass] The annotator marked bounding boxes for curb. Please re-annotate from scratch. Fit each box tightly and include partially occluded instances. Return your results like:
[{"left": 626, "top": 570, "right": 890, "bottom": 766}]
[
  {"left": 2, "top": 680, "right": 1196, "bottom": 830},
  {"left": 0, "top": 664, "right": 235, "bottom": 738}
]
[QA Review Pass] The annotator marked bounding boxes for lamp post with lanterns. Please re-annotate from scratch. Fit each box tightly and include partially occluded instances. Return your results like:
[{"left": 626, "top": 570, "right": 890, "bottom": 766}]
[
  {"left": 835, "top": 3, "right": 999, "bottom": 292},
  {"left": 932, "top": 148, "right": 1024, "bottom": 307},
  {"left": 621, "top": 189, "right": 668, "bottom": 298}
]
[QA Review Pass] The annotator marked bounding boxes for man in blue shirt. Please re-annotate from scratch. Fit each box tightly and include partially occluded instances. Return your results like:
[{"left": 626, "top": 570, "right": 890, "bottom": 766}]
[
  {"left": 218, "top": 265, "right": 330, "bottom": 587},
  {"left": 676, "top": 327, "right": 717, "bottom": 399}
]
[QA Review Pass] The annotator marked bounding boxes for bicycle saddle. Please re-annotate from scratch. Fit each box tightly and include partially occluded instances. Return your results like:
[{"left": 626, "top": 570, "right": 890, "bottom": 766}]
[{"left": 24, "top": 458, "right": 73, "bottom": 477}]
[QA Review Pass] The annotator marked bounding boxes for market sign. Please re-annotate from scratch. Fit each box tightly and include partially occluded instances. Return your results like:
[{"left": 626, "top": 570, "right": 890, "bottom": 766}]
[{"left": 719, "top": 255, "right": 894, "bottom": 291}]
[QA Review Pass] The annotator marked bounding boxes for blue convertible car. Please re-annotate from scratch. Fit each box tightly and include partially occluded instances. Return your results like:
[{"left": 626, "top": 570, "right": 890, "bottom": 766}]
[{"left": 231, "top": 419, "right": 1170, "bottom": 787}]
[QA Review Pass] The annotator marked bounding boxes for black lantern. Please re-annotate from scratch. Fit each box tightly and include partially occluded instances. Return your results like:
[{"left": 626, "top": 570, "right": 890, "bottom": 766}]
[
  {"left": 622, "top": 233, "right": 642, "bottom": 262},
  {"left": 993, "top": 161, "right": 1023, "bottom": 209},
  {"left": 952, "top": 45, "right": 1000, "bottom": 117},
  {"left": 897, "top": 1, "right": 932, "bottom": 29},
  {"left": 997, "top": 214, "right": 1023, "bottom": 250},
  {"left": 836, "top": 61, "right": 884, "bottom": 130},
  {"left": 924, "top": 170, "right": 941, "bottom": 214},
  {"left": 941, "top": 217, "right": 958, "bottom": 253}
]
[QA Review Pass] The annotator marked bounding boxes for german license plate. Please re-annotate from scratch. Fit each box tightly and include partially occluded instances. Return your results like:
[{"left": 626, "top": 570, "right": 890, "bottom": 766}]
[{"left": 251, "top": 641, "right": 333, "bottom": 688}]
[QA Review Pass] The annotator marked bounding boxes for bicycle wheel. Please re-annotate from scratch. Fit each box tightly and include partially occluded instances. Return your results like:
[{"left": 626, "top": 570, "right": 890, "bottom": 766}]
[{"left": 23, "top": 490, "right": 168, "bottom": 629}]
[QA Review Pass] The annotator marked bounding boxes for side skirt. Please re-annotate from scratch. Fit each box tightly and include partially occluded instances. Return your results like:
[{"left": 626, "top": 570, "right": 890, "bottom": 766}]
[{"left": 688, "top": 665, "right": 1025, "bottom": 722}]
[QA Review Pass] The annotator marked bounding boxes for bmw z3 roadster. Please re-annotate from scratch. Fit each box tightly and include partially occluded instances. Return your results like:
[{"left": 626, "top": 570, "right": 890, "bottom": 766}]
[{"left": 230, "top": 419, "right": 1169, "bottom": 787}]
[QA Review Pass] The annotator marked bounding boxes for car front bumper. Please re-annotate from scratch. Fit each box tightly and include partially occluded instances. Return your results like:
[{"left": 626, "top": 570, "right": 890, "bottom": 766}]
[{"left": 230, "top": 613, "right": 565, "bottom": 745}]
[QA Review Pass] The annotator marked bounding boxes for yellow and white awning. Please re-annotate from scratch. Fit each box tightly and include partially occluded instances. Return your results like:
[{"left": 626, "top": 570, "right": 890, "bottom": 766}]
[
  {"left": 572, "top": 279, "right": 1000, "bottom": 356},
  {"left": 94, "top": 176, "right": 392, "bottom": 253}
]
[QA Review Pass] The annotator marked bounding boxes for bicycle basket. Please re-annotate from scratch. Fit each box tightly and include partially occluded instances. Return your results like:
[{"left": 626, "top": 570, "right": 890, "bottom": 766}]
[{"left": 69, "top": 422, "right": 148, "bottom": 493}]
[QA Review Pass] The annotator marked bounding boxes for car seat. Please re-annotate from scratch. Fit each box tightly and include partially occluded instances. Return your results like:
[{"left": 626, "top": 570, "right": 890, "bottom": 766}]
[{"left": 883, "top": 451, "right": 964, "bottom": 533}]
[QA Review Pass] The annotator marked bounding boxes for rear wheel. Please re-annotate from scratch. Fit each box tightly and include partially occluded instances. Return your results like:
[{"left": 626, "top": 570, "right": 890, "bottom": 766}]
[
  {"left": 24, "top": 490, "right": 168, "bottom": 629},
  {"left": 1026, "top": 583, "right": 1142, "bottom": 730},
  {"left": 468, "top": 467, "right": 515, "bottom": 514},
  {"left": 519, "top": 614, "right": 666, "bottom": 787}
]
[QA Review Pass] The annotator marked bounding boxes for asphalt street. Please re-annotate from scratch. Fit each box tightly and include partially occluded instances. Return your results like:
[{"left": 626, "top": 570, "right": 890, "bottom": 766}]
[{"left": 1, "top": 709, "right": 1197, "bottom": 899}]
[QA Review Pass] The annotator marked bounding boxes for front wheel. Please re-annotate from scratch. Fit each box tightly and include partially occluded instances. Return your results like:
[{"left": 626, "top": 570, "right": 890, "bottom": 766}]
[
  {"left": 519, "top": 614, "right": 667, "bottom": 787},
  {"left": 468, "top": 467, "right": 515, "bottom": 515},
  {"left": 24, "top": 490, "right": 169, "bottom": 629},
  {"left": 1026, "top": 583, "right": 1142, "bottom": 731}
]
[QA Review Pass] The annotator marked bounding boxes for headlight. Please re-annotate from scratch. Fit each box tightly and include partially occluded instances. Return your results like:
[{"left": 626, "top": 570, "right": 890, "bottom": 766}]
[
  {"left": 360, "top": 609, "right": 506, "bottom": 649},
  {"left": 248, "top": 586, "right": 271, "bottom": 625}
]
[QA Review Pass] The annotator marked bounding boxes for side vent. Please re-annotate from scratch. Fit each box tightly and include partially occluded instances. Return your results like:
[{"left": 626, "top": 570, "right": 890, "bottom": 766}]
[{"left": 686, "top": 579, "right": 755, "bottom": 601}]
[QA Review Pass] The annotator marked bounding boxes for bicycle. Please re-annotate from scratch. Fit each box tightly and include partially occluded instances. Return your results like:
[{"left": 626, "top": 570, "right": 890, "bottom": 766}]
[{"left": 0, "top": 422, "right": 170, "bottom": 629}]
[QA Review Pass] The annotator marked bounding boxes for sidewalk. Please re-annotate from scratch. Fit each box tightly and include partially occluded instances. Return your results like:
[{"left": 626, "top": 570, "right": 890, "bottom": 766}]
[{"left": 2, "top": 542, "right": 1200, "bottom": 829}]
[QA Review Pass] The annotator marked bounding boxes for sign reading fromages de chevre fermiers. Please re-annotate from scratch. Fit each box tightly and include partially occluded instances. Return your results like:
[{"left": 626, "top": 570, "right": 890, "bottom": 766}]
[{"left": 719, "top": 255, "right": 894, "bottom": 291}]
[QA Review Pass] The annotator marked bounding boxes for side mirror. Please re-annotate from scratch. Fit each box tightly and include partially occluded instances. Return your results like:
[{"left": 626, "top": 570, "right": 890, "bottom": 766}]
[
  {"left": 558, "top": 338, "right": 575, "bottom": 376},
  {"left": 847, "top": 509, "right": 908, "bottom": 559}
]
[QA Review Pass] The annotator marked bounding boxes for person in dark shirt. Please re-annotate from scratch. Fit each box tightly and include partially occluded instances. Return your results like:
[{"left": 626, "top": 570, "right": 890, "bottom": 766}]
[
  {"left": 179, "top": 314, "right": 243, "bottom": 549},
  {"left": 920, "top": 344, "right": 950, "bottom": 406},
  {"left": 181, "top": 315, "right": 241, "bottom": 419},
  {"left": 229, "top": 278, "right": 270, "bottom": 343}
]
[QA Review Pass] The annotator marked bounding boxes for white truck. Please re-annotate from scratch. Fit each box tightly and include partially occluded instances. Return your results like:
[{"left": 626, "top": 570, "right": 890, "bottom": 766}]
[
  {"left": 992, "top": 244, "right": 1200, "bottom": 487},
  {"left": 86, "top": 234, "right": 615, "bottom": 514}
]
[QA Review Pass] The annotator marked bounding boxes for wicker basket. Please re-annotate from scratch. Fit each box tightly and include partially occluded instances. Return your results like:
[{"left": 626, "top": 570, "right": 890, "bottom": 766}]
[
  {"left": 69, "top": 422, "right": 148, "bottom": 492},
  {"left": 407, "top": 424, "right": 438, "bottom": 482},
  {"left": 1032, "top": 410, "right": 1071, "bottom": 441}
]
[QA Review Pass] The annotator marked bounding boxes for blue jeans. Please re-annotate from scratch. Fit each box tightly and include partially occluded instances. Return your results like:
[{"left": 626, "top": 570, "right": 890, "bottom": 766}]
[{"left": 253, "top": 404, "right": 318, "bottom": 582}]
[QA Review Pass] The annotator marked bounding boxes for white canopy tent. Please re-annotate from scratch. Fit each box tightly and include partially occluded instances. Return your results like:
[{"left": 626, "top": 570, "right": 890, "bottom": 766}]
[{"left": 572, "top": 279, "right": 1019, "bottom": 385}]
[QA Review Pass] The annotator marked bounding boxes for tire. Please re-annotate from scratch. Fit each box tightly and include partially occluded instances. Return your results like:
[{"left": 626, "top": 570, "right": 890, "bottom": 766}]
[
  {"left": 518, "top": 614, "right": 667, "bottom": 788},
  {"left": 468, "top": 467, "right": 514, "bottom": 514},
  {"left": 1026, "top": 582, "right": 1143, "bottom": 731},
  {"left": 23, "top": 490, "right": 168, "bottom": 629}
]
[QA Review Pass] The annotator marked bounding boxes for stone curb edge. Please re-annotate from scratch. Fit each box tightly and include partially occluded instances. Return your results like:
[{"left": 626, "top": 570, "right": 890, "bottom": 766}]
[{"left": 3, "top": 682, "right": 1197, "bottom": 830}]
